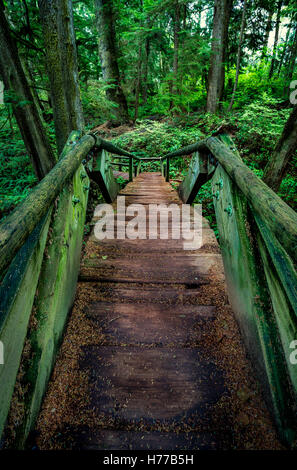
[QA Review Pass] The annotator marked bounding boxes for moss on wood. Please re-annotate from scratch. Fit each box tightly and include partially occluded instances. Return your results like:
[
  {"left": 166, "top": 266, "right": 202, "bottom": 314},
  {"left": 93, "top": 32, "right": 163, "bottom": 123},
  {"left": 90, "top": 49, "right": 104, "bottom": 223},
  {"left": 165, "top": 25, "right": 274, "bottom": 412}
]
[{"left": 0, "top": 213, "right": 51, "bottom": 439}]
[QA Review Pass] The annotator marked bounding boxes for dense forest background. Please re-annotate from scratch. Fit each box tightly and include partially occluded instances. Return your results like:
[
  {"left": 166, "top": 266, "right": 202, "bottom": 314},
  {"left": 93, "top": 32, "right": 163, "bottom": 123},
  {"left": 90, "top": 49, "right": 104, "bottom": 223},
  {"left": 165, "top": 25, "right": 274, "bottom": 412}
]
[{"left": 0, "top": 0, "right": 296, "bottom": 231}]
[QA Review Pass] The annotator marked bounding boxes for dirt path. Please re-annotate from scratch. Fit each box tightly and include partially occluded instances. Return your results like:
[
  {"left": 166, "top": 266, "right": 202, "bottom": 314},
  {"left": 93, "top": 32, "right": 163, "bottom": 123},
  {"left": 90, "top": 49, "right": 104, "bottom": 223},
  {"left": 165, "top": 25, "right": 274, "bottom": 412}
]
[{"left": 35, "top": 173, "right": 282, "bottom": 450}]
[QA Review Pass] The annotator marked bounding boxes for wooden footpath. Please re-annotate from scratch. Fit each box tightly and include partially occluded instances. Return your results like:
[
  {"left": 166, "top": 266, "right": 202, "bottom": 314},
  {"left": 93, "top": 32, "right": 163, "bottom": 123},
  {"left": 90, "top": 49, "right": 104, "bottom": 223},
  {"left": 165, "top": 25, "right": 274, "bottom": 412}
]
[{"left": 34, "top": 173, "right": 280, "bottom": 450}]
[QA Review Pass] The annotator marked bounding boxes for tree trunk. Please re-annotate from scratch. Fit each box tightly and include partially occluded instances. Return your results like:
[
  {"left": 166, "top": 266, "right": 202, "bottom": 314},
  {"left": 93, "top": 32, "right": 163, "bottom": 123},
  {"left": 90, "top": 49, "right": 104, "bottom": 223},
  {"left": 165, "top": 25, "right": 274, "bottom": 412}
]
[
  {"left": 206, "top": 0, "right": 232, "bottom": 113},
  {"left": 38, "top": 0, "right": 84, "bottom": 155},
  {"left": 142, "top": 27, "right": 151, "bottom": 106},
  {"left": 134, "top": 41, "right": 142, "bottom": 122},
  {"left": 284, "top": 27, "right": 297, "bottom": 96},
  {"left": 263, "top": 104, "right": 297, "bottom": 192},
  {"left": 228, "top": 0, "right": 247, "bottom": 111},
  {"left": 0, "top": 4, "right": 56, "bottom": 179},
  {"left": 278, "top": 20, "right": 292, "bottom": 76},
  {"left": 269, "top": 0, "right": 282, "bottom": 79},
  {"left": 170, "top": 0, "right": 181, "bottom": 110},
  {"left": 218, "top": 0, "right": 233, "bottom": 106},
  {"left": 94, "top": 0, "right": 128, "bottom": 123},
  {"left": 261, "top": 9, "right": 273, "bottom": 59},
  {"left": 134, "top": 0, "right": 143, "bottom": 122}
]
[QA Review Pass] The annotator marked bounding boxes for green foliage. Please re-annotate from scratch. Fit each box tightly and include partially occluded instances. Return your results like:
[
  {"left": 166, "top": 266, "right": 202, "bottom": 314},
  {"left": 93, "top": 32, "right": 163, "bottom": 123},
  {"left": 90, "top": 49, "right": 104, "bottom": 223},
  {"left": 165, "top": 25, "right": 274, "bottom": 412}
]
[
  {"left": 0, "top": 109, "right": 37, "bottom": 219},
  {"left": 81, "top": 80, "right": 120, "bottom": 127},
  {"left": 229, "top": 97, "right": 291, "bottom": 168},
  {"left": 111, "top": 120, "right": 205, "bottom": 159},
  {"left": 193, "top": 181, "right": 218, "bottom": 237},
  {"left": 116, "top": 176, "right": 128, "bottom": 189},
  {"left": 1, "top": 0, "right": 297, "bottom": 226}
]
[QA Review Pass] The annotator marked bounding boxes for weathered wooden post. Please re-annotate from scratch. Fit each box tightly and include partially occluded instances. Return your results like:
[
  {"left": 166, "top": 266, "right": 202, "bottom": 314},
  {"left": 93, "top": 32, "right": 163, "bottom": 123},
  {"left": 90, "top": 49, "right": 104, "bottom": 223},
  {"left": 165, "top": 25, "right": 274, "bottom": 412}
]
[
  {"left": 160, "top": 158, "right": 163, "bottom": 177},
  {"left": 137, "top": 160, "right": 141, "bottom": 176},
  {"left": 129, "top": 157, "right": 133, "bottom": 182},
  {"left": 166, "top": 157, "right": 170, "bottom": 182}
]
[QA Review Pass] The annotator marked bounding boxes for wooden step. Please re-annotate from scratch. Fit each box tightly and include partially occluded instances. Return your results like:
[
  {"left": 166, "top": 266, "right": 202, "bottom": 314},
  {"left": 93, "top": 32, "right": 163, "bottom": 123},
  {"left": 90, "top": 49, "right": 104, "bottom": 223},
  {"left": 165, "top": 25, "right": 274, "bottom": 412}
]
[
  {"left": 78, "top": 346, "right": 226, "bottom": 422},
  {"left": 85, "top": 302, "right": 216, "bottom": 345}
]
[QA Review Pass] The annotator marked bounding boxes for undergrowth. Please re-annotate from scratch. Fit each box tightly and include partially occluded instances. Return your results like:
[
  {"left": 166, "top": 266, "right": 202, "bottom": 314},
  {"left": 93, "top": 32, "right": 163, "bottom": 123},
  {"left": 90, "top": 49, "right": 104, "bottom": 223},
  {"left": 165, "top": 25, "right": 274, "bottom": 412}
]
[{"left": 1, "top": 99, "right": 296, "bottom": 229}]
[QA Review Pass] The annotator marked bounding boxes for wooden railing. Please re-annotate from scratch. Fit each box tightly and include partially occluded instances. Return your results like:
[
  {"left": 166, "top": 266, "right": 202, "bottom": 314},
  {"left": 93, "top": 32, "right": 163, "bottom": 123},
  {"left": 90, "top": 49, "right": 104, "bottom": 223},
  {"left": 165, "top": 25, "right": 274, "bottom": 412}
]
[
  {"left": 0, "top": 130, "right": 138, "bottom": 446},
  {"left": 0, "top": 127, "right": 296, "bottom": 447},
  {"left": 163, "top": 133, "right": 297, "bottom": 445}
]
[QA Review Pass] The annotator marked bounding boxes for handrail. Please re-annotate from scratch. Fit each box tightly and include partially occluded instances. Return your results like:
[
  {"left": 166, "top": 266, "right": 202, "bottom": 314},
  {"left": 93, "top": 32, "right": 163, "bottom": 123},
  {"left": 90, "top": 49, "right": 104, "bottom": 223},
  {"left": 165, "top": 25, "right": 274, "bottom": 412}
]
[
  {"left": 161, "top": 141, "right": 208, "bottom": 160},
  {"left": 206, "top": 136, "right": 297, "bottom": 263},
  {"left": 92, "top": 134, "right": 141, "bottom": 160},
  {"left": 161, "top": 136, "right": 297, "bottom": 263},
  {"left": 0, "top": 131, "right": 143, "bottom": 276}
]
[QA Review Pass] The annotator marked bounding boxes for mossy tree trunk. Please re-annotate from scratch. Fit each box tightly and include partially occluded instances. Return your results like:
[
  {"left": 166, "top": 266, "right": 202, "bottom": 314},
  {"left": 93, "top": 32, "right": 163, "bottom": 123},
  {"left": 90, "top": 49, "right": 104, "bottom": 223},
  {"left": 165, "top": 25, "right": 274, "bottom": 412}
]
[
  {"left": 0, "top": 4, "right": 56, "bottom": 179},
  {"left": 263, "top": 104, "right": 297, "bottom": 192},
  {"left": 206, "top": 0, "right": 233, "bottom": 113},
  {"left": 94, "top": 0, "right": 128, "bottom": 123},
  {"left": 38, "top": 0, "right": 84, "bottom": 154}
]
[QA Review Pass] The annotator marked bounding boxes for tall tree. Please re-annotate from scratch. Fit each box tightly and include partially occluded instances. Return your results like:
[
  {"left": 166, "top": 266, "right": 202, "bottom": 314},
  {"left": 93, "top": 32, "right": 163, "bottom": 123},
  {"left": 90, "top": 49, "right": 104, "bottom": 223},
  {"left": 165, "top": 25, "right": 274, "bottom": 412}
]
[
  {"left": 278, "top": 18, "right": 292, "bottom": 75},
  {"left": 38, "top": 0, "right": 84, "bottom": 154},
  {"left": 0, "top": 2, "right": 56, "bottom": 179},
  {"left": 94, "top": 0, "right": 128, "bottom": 122},
  {"left": 228, "top": 0, "right": 247, "bottom": 111},
  {"left": 284, "top": 25, "right": 297, "bottom": 96},
  {"left": 134, "top": 0, "right": 144, "bottom": 122},
  {"left": 170, "top": 0, "right": 181, "bottom": 109},
  {"left": 263, "top": 104, "right": 297, "bottom": 191},
  {"left": 141, "top": 24, "right": 152, "bottom": 106},
  {"left": 261, "top": 8, "right": 273, "bottom": 59},
  {"left": 206, "top": 0, "right": 233, "bottom": 113},
  {"left": 269, "top": 0, "right": 283, "bottom": 79}
]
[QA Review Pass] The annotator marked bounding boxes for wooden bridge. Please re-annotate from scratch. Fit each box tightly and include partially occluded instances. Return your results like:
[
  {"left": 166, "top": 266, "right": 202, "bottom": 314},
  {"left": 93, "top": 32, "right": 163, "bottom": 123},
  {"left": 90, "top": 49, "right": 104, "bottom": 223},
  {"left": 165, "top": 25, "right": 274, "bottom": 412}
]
[{"left": 0, "top": 129, "right": 296, "bottom": 449}]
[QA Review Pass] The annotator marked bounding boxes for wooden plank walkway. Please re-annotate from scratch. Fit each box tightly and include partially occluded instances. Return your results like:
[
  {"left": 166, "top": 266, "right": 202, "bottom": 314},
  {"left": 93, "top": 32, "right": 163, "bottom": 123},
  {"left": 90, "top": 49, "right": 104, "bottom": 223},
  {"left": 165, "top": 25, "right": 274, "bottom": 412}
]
[{"left": 34, "top": 173, "right": 281, "bottom": 450}]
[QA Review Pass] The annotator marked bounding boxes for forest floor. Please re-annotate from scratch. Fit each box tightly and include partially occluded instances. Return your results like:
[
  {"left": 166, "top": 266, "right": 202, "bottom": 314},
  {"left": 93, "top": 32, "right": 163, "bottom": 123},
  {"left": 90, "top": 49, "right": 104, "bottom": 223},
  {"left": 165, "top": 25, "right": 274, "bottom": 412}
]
[{"left": 1, "top": 106, "right": 296, "bottom": 223}]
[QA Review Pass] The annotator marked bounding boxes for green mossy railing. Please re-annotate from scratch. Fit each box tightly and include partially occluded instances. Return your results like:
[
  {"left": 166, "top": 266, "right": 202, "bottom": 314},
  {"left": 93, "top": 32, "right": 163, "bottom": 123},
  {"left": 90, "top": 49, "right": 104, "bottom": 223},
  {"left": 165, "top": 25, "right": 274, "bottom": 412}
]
[
  {"left": 0, "top": 130, "right": 137, "bottom": 447},
  {"left": 0, "top": 127, "right": 296, "bottom": 448},
  {"left": 163, "top": 133, "right": 297, "bottom": 446}
]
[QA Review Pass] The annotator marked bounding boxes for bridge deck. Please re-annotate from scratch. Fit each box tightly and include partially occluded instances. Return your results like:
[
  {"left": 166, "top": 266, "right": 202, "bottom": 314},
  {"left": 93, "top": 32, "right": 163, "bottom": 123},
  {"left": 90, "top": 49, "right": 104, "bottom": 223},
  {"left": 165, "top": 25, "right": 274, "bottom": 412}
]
[{"left": 34, "top": 173, "right": 280, "bottom": 450}]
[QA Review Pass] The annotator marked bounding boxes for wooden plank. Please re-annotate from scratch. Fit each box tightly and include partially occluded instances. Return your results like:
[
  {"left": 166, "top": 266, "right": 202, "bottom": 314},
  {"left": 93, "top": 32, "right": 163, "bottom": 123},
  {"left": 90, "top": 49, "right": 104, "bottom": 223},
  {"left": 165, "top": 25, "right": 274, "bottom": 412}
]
[
  {"left": 253, "top": 214, "right": 297, "bottom": 415},
  {"left": 136, "top": 160, "right": 141, "bottom": 176},
  {"left": 86, "top": 302, "right": 216, "bottom": 345},
  {"left": 129, "top": 157, "right": 133, "bottom": 182},
  {"left": 206, "top": 136, "right": 297, "bottom": 263},
  {"left": 34, "top": 172, "right": 281, "bottom": 451},
  {"left": 0, "top": 212, "right": 51, "bottom": 438},
  {"left": 166, "top": 157, "right": 170, "bottom": 182},
  {"left": 79, "top": 346, "right": 225, "bottom": 421},
  {"left": 14, "top": 156, "right": 91, "bottom": 446},
  {"left": 178, "top": 151, "right": 209, "bottom": 203},
  {"left": 1, "top": 131, "right": 91, "bottom": 446},
  {"left": 91, "top": 149, "right": 120, "bottom": 202},
  {"left": 75, "top": 429, "right": 219, "bottom": 451},
  {"left": 211, "top": 163, "right": 296, "bottom": 443}
]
